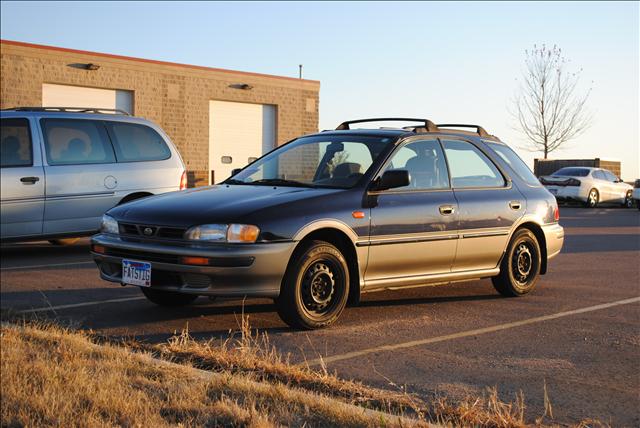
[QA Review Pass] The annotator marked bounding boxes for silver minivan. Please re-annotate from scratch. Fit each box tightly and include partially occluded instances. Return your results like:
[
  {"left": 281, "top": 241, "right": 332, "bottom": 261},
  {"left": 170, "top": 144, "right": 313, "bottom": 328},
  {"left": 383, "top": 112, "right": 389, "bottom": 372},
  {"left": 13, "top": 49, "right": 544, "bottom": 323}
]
[{"left": 0, "top": 107, "right": 186, "bottom": 244}]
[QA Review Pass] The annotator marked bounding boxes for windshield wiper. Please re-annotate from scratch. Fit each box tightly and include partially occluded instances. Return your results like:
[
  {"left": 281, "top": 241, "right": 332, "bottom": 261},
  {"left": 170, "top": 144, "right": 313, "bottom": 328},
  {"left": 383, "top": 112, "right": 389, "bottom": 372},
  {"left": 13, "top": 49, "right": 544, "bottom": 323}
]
[{"left": 250, "top": 178, "right": 317, "bottom": 188}]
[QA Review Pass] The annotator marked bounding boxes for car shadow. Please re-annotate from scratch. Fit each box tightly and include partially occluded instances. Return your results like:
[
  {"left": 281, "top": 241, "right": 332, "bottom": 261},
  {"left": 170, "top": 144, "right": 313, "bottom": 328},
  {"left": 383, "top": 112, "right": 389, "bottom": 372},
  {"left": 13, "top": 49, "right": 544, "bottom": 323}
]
[{"left": 561, "top": 233, "right": 640, "bottom": 253}]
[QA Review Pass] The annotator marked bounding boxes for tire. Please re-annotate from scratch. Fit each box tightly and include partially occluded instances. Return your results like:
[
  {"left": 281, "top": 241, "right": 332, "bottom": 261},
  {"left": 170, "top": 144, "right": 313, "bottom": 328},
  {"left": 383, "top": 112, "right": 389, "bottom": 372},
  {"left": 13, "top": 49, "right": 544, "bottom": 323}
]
[
  {"left": 141, "top": 287, "right": 198, "bottom": 306},
  {"left": 622, "top": 191, "right": 633, "bottom": 208},
  {"left": 276, "top": 240, "right": 349, "bottom": 329},
  {"left": 585, "top": 188, "right": 599, "bottom": 208},
  {"left": 49, "top": 238, "right": 80, "bottom": 246},
  {"left": 492, "top": 228, "right": 542, "bottom": 297}
]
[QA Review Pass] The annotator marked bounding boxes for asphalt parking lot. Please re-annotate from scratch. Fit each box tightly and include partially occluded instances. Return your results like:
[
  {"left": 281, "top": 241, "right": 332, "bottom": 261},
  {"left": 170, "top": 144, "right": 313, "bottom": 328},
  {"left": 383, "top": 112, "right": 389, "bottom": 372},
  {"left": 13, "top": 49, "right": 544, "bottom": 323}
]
[{"left": 2, "top": 207, "right": 639, "bottom": 426}]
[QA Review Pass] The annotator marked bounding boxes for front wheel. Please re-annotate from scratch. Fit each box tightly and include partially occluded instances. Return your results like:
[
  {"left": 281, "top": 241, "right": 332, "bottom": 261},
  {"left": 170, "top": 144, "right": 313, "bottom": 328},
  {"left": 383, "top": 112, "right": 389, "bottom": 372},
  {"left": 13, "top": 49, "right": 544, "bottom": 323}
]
[
  {"left": 492, "top": 228, "right": 542, "bottom": 297},
  {"left": 622, "top": 191, "right": 633, "bottom": 208},
  {"left": 141, "top": 287, "right": 199, "bottom": 306},
  {"left": 276, "top": 240, "right": 349, "bottom": 330}
]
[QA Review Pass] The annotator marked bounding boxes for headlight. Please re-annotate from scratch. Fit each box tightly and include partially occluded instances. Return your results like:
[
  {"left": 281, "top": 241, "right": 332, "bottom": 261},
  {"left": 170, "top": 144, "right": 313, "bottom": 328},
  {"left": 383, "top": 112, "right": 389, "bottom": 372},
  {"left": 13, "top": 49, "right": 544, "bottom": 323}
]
[
  {"left": 184, "top": 224, "right": 260, "bottom": 243},
  {"left": 100, "top": 215, "right": 119, "bottom": 235}
]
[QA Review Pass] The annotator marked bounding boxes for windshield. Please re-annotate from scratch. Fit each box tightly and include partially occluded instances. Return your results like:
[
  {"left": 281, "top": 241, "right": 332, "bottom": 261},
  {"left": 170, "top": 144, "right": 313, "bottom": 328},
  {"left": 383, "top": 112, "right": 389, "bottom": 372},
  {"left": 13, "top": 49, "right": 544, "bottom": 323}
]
[
  {"left": 552, "top": 167, "right": 591, "bottom": 177},
  {"left": 228, "top": 135, "right": 391, "bottom": 188},
  {"left": 486, "top": 142, "right": 541, "bottom": 186}
]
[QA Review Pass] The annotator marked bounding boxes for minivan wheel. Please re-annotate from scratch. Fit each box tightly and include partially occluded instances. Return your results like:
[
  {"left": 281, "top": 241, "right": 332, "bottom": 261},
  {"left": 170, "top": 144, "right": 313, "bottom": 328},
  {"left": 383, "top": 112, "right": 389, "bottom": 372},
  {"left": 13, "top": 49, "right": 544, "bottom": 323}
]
[
  {"left": 48, "top": 238, "right": 80, "bottom": 246},
  {"left": 277, "top": 240, "right": 349, "bottom": 330},
  {"left": 585, "top": 188, "right": 599, "bottom": 208},
  {"left": 141, "top": 287, "right": 198, "bottom": 306},
  {"left": 492, "top": 229, "right": 541, "bottom": 297}
]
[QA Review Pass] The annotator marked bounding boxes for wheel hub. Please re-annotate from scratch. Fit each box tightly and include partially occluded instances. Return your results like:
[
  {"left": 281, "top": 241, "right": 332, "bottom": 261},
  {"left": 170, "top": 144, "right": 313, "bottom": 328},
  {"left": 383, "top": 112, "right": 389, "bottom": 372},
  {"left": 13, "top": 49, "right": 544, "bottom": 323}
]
[
  {"left": 302, "top": 262, "right": 335, "bottom": 310},
  {"left": 515, "top": 244, "right": 532, "bottom": 280}
]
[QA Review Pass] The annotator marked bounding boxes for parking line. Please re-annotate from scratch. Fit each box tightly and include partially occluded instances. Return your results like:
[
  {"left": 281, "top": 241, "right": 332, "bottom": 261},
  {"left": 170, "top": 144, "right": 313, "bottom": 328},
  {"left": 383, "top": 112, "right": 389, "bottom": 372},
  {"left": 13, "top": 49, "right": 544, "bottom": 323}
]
[
  {"left": 302, "top": 296, "right": 640, "bottom": 367},
  {"left": 19, "top": 296, "right": 146, "bottom": 313},
  {"left": 0, "top": 261, "right": 94, "bottom": 271}
]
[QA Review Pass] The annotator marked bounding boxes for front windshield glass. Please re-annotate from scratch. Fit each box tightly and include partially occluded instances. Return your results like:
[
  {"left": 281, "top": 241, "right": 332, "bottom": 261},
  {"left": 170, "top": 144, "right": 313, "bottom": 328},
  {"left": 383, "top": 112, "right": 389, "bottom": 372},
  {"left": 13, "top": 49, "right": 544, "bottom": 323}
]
[{"left": 228, "top": 135, "right": 391, "bottom": 188}]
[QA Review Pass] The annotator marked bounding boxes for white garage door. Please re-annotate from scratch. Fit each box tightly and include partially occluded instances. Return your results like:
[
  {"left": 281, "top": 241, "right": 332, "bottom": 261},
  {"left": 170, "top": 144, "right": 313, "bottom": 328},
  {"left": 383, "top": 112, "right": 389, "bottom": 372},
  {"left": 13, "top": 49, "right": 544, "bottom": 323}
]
[
  {"left": 42, "top": 83, "right": 133, "bottom": 114},
  {"left": 209, "top": 100, "right": 276, "bottom": 184}
]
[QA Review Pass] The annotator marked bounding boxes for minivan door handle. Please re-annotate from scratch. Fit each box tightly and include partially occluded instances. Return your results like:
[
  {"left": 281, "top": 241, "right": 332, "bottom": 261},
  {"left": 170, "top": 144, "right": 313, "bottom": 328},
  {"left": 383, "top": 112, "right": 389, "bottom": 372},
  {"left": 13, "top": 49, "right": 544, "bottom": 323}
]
[
  {"left": 439, "top": 205, "right": 455, "bottom": 215},
  {"left": 509, "top": 201, "right": 522, "bottom": 210},
  {"left": 20, "top": 176, "right": 40, "bottom": 185}
]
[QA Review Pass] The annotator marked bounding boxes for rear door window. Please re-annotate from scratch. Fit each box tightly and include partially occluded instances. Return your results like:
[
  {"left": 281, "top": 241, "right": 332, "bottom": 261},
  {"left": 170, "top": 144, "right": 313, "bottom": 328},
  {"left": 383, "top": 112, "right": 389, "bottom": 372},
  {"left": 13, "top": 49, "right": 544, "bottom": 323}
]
[
  {"left": 41, "top": 119, "right": 115, "bottom": 165},
  {"left": 1, "top": 118, "right": 33, "bottom": 167},
  {"left": 593, "top": 170, "right": 606, "bottom": 180},
  {"left": 106, "top": 122, "right": 171, "bottom": 162},
  {"left": 442, "top": 140, "right": 505, "bottom": 188}
]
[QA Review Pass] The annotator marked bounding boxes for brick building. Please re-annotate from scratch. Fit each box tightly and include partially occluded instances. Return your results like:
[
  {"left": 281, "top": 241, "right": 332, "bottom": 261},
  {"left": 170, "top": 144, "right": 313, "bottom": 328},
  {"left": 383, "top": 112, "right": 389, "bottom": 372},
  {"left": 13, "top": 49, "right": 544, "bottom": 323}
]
[{"left": 0, "top": 40, "right": 320, "bottom": 187}]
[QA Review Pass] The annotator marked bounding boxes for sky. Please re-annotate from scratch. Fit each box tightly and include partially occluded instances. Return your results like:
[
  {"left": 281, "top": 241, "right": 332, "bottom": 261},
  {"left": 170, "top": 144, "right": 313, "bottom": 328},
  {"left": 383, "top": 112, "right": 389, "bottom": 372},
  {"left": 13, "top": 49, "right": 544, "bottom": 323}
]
[{"left": 2, "top": 1, "right": 639, "bottom": 179}]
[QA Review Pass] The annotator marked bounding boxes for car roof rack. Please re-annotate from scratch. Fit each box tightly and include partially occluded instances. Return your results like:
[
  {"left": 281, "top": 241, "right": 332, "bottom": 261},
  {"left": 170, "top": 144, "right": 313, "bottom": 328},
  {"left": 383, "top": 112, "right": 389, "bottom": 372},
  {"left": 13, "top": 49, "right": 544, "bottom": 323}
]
[
  {"left": 336, "top": 118, "right": 439, "bottom": 132},
  {"left": 3, "top": 107, "right": 131, "bottom": 116},
  {"left": 436, "top": 124, "right": 490, "bottom": 138}
]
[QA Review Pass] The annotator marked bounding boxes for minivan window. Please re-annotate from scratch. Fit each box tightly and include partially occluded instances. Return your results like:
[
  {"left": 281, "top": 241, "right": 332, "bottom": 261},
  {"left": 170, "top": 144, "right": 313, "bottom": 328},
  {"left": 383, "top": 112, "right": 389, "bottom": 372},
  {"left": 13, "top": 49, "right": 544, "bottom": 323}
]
[
  {"left": 107, "top": 122, "right": 171, "bottom": 162},
  {"left": 383, "top": 140, "right": 450, "bottom": 190},
  {"left": 1, "top": 118, "right": 33, "bottom": 168},
  {"left": 486, "top": 142, "right": 541, "bottom": 187},
  {"left": 442, "top": 140, "right": 505, "bottom": 188},
  {"left": 41, "top": 119, "right": 115, "bottom": 165}
]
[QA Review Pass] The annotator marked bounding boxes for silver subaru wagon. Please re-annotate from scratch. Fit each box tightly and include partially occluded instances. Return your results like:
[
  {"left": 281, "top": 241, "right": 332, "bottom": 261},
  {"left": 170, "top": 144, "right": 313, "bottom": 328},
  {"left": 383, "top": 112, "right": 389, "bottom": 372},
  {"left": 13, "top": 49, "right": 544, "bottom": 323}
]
[{"left": 0, "top": 107, "right": 186, "bottom": 244}]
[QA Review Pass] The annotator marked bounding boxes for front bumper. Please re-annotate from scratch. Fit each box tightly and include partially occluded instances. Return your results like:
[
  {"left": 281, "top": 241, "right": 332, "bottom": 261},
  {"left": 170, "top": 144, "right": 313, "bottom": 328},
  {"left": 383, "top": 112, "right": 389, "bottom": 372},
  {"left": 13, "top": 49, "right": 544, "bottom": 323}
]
[
  {"left": 91, "top": 234, "right": 297, "bottom": 298},
  {"left": 541, "top": 223, "right": 564, "bottom": 260}
]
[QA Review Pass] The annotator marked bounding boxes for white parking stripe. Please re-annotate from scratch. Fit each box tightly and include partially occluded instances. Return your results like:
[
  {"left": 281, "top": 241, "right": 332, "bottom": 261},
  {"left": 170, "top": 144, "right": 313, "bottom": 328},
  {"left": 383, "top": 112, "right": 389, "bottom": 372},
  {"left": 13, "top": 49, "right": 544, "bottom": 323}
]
[
  {"left": 19, "top": 296, "right": 146, "bottom": 313},
  {"left": 302, "top": 296, "right": 640, "bottom": 367},
  {"left": 0, "top": 261, "right": 94, "bottom": 271}
]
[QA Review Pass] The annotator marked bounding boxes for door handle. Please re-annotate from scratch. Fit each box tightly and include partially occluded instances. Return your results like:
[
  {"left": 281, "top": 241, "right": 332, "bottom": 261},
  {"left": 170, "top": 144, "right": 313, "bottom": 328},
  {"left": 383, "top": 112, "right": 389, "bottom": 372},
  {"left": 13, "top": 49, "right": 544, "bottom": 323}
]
[
  {"left": 509, "top": 201, "right": 522, "bottom": 210},
  {"left": 20, "top": 176, "right": 40, "bottom": 185},
  {"left": 439, "top": 205, "right": 455, "bottom": 215}
]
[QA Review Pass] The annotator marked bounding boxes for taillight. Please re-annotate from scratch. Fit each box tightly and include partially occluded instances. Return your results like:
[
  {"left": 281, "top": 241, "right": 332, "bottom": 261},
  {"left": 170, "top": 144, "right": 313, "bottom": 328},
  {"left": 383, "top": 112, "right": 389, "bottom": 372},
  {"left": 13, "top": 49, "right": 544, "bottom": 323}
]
[
  {"left": 554, "top": 205, "right": 560, "bottom": 222},
  {"left": 179, "top": 170, "right": 188, "bottom": 190},
  {"left": 566, "top": 178, "right": 581, "bottom": 186}
]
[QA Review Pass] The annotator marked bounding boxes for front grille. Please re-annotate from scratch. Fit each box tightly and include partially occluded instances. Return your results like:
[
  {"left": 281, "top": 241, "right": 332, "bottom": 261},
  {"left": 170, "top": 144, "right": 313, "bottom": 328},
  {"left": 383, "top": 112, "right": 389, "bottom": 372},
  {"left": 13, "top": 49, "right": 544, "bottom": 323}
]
[{"left": 119, "top": 223, "right": 187, "bottom": 240}]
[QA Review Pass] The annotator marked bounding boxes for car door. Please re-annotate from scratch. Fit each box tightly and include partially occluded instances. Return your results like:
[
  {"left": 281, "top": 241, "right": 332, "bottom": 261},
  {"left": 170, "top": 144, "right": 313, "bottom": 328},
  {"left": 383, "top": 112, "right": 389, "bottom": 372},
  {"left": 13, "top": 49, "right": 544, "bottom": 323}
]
[
  {"left": 603, "top": 169, "right": 626, "bottom": 203},
  {"left": 440, "top": 139, "right": 525, "bottom": 272},
  {"left": 40, "top": 117, "right": 121, "bottom": 235},
  {"left": 0, "top": 117, "right": 45, "bottom": 239},
  {"left": 365, "top": 139, "right": 458, "bottom": 288}
]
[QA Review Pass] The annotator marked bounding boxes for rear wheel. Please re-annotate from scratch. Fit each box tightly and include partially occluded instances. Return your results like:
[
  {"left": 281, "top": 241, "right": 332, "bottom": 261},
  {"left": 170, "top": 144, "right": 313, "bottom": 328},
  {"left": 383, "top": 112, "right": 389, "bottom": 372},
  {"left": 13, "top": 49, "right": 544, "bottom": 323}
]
[
  {"left": 492, "top": 228, "right": 541, "bottom": 297},
  {"left": 585, "top": 188, "right": 599, "bottom": 208},
  {"left": 141, "top": 287, "right": 198, "bottom": 306},
  {"left": 277, "top": 240, "right": 349, "bottom": 329},
  {"left": 48, "top": 238, "right": 80, "bottom": 246}
]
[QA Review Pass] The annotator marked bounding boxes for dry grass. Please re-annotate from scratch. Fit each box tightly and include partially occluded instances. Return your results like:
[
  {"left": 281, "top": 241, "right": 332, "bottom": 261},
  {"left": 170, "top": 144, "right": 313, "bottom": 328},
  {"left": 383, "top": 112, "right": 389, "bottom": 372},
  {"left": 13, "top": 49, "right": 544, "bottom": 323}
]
[{"left": 1, "top": 314, "right": 608, "bottom": 428}]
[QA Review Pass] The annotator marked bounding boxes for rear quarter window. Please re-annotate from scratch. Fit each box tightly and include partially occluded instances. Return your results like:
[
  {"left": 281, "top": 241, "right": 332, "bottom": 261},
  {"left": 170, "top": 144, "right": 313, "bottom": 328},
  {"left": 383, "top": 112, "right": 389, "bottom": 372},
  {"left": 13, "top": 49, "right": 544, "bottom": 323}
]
[
  {"left": 486, "top": 142, "right": 541, "bottom": 187},
  {"left": 106, "top": 122, "right": 171, "bottom": 162},
  {"left": 1, "top": 118, "right": 33, "bottom": 167}
]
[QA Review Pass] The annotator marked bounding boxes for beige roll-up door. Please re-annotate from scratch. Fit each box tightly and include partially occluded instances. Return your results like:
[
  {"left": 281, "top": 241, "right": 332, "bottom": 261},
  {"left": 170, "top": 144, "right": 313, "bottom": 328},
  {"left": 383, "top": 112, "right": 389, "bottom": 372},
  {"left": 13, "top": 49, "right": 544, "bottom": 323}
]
[
  {"left": 209, "top": 100, "right": 276, "bottom": 184},
  {"left": 42, "top": 83, "right": 133, "bottom": 114}
]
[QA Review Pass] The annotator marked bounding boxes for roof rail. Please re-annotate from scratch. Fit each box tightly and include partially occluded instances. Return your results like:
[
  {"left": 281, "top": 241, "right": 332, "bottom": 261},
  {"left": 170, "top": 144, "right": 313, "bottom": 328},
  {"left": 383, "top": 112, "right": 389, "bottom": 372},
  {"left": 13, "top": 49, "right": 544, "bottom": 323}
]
[
  {"left": 436, "top": 124, "right": 489, "bottom": 138},
  {"left": 4, "top": 107, "right": 131, "bottom": 116},
  {"left": 336, "top": 118, "right": 438, "bottom": 132}
]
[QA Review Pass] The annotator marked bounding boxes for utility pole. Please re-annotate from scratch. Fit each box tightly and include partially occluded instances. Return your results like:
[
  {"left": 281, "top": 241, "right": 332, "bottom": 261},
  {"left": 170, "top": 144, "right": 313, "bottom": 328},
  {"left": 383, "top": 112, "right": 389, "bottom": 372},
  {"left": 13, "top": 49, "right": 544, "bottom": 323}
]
[{"left": 299, "top": 64, "right": 303, "bottom": 79}]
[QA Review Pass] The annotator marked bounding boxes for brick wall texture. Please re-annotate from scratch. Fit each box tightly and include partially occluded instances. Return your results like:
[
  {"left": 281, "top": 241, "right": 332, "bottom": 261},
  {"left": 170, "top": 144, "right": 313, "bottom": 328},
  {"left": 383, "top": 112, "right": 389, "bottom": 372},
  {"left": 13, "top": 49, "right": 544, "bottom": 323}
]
[{"left": 1, "top": 40, "right": 320, "bottom": 187}]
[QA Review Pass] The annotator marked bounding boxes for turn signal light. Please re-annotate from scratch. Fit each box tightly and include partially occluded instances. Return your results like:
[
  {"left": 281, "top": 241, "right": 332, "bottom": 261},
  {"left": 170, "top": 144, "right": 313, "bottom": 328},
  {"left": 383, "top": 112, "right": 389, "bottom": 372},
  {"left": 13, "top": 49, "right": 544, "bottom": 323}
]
[
  {"left": 92, "top": 244, "right": 106, "bottom": 254},
  {"left": 179, "top": 170, "right": 188, "bottom": 190},
  {"left": 180, "top": 256, "right": 210, "bottom": 266},
  {"left": 554, "top": 205, "right": 560, "bottom": 222},
  {"left": 352, "top": 210, "right": 366, "bottom": 219}
]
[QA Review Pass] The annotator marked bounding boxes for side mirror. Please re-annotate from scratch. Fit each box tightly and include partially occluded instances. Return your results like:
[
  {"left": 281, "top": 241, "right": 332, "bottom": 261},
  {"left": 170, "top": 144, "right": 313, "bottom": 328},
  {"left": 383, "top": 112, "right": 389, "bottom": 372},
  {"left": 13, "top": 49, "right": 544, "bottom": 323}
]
[
  {"left": 231, "top": 168, "right": 243, "bottom": 176},
  {"left": 372, "top": 169, "right": 410, "bottom": 191}
]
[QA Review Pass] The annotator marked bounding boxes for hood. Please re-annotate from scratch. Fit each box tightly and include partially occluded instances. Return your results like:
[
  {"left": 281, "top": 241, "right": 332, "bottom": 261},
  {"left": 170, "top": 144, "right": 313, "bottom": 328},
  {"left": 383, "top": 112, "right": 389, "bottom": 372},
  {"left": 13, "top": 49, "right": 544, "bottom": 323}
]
[{"left": 108, "top": 184, "right": 343, "bottom": 227}]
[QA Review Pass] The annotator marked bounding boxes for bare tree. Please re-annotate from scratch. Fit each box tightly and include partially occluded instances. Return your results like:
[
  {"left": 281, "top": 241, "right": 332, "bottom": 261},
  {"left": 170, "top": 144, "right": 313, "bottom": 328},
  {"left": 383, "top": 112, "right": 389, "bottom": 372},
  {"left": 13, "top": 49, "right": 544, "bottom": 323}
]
[{"left": 512, "top": 44, "right": 592, "bottom": 158}]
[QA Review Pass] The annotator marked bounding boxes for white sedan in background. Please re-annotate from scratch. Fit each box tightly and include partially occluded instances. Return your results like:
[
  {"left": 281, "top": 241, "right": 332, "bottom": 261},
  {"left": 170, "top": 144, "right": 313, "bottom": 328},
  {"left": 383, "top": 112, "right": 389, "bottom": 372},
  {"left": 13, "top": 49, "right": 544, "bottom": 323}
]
[
  {"left": 633, "top": 179, "right": 640, "bottom": 210},
  {"left": 540, "top": 167, "right": 634, "bottom": 208}
]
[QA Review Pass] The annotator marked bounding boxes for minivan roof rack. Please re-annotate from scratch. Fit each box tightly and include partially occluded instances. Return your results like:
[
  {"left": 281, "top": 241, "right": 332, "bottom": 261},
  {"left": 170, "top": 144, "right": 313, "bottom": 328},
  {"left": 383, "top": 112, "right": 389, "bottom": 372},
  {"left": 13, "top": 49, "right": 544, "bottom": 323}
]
[
  {"left": 436, "top": 124, "right": 489, "bottom": 138},
  {"left": 3, "top": 107, "right": 131, "bottom": 116},
  {"left": 336, "top": 118, "right": 438, "bottom": 132}
]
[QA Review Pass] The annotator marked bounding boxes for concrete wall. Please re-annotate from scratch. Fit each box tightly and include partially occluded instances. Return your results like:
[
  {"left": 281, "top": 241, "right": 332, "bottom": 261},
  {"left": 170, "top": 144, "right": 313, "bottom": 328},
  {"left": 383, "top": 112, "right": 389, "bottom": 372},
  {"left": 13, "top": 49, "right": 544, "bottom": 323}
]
[{"left": 0, "top": 40, "right": 320, "bottom": 187}]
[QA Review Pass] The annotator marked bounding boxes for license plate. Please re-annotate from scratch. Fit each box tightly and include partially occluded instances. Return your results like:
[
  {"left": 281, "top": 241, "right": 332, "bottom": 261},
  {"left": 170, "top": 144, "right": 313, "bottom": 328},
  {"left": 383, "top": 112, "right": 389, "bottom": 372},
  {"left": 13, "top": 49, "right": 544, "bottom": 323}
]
[
  {"left": 122, "top": 259, "right": 151, "bottom": 287},
  {"left": 549, "top": 188, "right": 557, "bottom": 195}
]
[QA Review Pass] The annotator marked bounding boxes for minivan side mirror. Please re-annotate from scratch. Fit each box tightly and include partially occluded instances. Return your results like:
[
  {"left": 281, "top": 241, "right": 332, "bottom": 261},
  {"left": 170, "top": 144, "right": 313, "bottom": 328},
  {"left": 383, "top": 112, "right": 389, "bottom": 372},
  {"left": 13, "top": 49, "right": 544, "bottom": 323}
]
[
  {"left": 231, "top": 168, "right": 243, "bottom": 176},
  {"left": 371, "top": 169, "right": 411, "bottom": 191}
]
